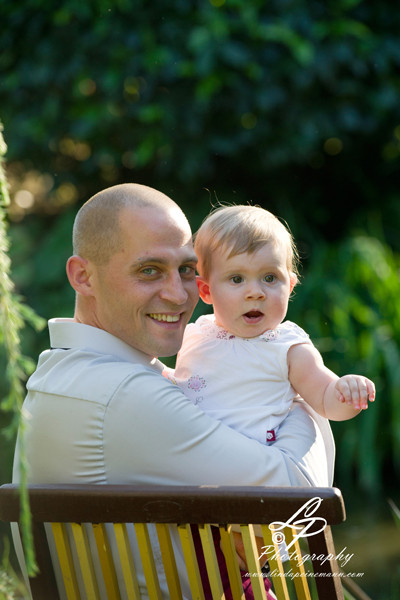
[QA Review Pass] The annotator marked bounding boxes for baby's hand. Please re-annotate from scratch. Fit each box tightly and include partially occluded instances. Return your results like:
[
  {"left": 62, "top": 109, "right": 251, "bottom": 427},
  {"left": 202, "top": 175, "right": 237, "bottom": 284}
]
[
  {"left": 229, "top": 531, "right": 267, "bottom": 570},
  {"left": 335, "top": 375, "right": 375, "bottom": 410}
]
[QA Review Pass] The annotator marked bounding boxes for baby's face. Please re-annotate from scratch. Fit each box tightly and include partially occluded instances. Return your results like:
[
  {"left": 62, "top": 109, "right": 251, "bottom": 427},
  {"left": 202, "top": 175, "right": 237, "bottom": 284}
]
[{"left": 203, "top": 243, "right": 296, "bottom": 338}]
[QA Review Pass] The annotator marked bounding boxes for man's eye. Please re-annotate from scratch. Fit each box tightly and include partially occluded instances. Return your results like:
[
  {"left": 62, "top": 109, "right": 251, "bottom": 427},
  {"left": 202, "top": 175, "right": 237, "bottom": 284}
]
[
  {"left": 141, "top": 267, "right": 158, "bottom": 276},
  {"left": 179, "top": 265, "right": 195, "bottom": 276},
  {"left": 264, "top": 274, "right": 275, "bottom": 283},
  {"left": 231, "top": 275, "right": 243, "bottom": 284}
]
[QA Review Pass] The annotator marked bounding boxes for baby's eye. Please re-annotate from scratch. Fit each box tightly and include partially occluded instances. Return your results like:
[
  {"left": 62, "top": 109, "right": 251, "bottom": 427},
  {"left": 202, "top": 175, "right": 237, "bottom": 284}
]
[
  {"left": 264, "top": 274, "right": 275, "bottom": 283},
  {"left": 231, "top": 275, "right": 243, "bottom": 284}
]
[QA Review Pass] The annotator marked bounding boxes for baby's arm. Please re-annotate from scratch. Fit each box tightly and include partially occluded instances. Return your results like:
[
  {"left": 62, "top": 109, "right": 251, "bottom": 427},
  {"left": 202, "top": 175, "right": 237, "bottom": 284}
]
[
  {"left": 229, "top": 530, "right": 267, "bottom": 570},
  {"left": 287, "top": 343, "right": 375, "bottom": 420}
]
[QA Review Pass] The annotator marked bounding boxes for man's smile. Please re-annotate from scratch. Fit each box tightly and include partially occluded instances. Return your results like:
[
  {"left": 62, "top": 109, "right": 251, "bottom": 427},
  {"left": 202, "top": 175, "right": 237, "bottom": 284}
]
[{"left": 149, "top": 313, "right": 181, "bottom": 323}]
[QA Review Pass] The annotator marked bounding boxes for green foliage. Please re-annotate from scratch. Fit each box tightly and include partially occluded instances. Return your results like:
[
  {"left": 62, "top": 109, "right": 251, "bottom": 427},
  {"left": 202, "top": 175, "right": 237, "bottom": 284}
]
[
  {"left": 0, "top": 5, "right": 399, "bottom": 597},
  {"left": 388, "top": 499, "right": 400, "bottom": 530},
  {"left": 0, "top": 537, "right": 28, "bottom": 599},
  {"left": 0, "top": 0, "right": 400, "bottom": 498},
  {"left": 0, "top": 124, "right": 45, "bottom": 576},
  {"left": 1, "top": 0, "right": 400, "bottom": 241},
  {"left": 387, "top": 500, "right": 400, "bottom": 598},
  {"left": 288, "top": 235, "right": 400, "bottom": 492},
  {"left": 0, "top": 568, "right": 18, "bottom": 600}
]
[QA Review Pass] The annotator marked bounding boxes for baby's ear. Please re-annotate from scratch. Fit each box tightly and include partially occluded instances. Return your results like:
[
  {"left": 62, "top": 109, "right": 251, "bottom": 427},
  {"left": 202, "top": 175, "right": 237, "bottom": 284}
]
[
  {"left": 196, "top": 276, "right": 213, "bottom": 305},
  {"left": 289, "top": 273, "right": 298, "bottom": 294}
]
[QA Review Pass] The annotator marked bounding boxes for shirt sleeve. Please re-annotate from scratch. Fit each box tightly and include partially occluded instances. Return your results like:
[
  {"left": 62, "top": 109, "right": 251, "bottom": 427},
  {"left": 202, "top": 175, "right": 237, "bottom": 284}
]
[{"left": 103, "top": 368, "right": 332, "bottom": 487}]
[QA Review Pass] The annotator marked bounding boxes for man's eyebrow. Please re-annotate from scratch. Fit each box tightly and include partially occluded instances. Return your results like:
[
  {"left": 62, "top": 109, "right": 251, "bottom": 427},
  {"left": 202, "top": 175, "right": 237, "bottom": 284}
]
[
  {"left": 132, "top": 255, "right": 198, "bottom": 267},
  {"left": 133, "top": 257, "right": 167, "bottom": 266},
  {"left": 183, "top": 254, "right": 198, "bottom": 264}
]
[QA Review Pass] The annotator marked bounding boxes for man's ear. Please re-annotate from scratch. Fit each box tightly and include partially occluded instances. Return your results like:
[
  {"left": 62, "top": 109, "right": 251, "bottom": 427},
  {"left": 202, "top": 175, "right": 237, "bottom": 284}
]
[
  {"left": 196, "top": 276, "right": 213, "bottom": 305},
  {"left": 66, "top": 255, "right": 94, "bottom": 296},
  {"left": 289, "top": 273, "right": 298, "bottom": 294}
]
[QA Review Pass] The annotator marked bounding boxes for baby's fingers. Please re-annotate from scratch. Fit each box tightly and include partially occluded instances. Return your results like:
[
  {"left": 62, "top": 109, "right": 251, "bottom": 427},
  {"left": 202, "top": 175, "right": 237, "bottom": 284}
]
[
  {"left": 353, "top": 377, "right": 376, "bottom": 408},
  {"left": 365, "top": 378, "right": 376, "bottom": 403},
  {"left": 350, "top": 378, "right": 369, "bottom": 410},
  {"left": 337, "top": 376, "right": 369, "bottom": 410}
]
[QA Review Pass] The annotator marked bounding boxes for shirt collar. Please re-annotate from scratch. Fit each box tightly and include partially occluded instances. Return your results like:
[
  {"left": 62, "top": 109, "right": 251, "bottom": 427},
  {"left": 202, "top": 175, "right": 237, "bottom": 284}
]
[{"left": 48, "top": 318, "right": 164, "bottom": 372}]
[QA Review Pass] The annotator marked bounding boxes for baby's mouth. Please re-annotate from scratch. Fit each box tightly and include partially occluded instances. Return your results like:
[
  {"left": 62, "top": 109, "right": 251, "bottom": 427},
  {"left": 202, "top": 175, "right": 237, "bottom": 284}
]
[{"left": 243, "top": 310, "right": 264, "bottom": 322}]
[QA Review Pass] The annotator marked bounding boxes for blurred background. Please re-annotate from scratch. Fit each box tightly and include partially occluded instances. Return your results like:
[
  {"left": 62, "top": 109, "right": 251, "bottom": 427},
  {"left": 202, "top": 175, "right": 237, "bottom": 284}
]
[{"left": 0, "top": 0, "right": 399, "bottom": 597}]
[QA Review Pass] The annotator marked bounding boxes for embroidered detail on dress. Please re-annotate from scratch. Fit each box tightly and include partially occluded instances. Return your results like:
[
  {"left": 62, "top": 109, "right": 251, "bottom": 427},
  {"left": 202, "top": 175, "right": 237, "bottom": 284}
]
[
  {"left": 216, "top": 330, "right": 235, "bottom": 340},
  {"left": 196, "top": 315, "right": 309, "bottom": 343},
  {"left": 197, "top": 316, "right": 236, "bottom": 340},
  {"left": 187, "top": 375, "right": 207, "bottom": 392},
  {"left": 259, "top": 329, "right": 280, "bottom": 342}
]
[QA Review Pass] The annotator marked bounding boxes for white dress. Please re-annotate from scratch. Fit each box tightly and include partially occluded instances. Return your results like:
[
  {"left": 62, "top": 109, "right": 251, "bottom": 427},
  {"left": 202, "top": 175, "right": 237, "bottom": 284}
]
[{"left": 173, "top": 314, "right": 318, "bottom": 445}]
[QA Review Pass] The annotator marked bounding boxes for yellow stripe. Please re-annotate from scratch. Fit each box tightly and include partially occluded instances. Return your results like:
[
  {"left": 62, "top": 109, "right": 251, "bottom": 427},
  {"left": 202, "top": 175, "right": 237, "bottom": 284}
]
[
  {"left": 261, "top": 524, "right": 290, "bottom": 600},
  {"left": 198, "top": 524, "right": 225, "bottom": 599},
  {"left": 70, "top": 522, "right": 100, "bottom": 598},
  {"left": 285, "top": 527, "right": 312, "bottom": 600},
  {"left": 92, "top": 523, "right": 120, "bottom": 599},
  {"left": 156, "top": 523, "right": 183, "bottom": 600},
  {"left": 134, "top": 523, "right": 163, "bottom": 600},
  {"left": 178, "top": 524, "right": 205, "bottom": 600},
  {"left": 51, "top": 522, "right": 81, "bottom": 600},
  {"left": 113, "top": 523, "right": 141, "bottom": 599},
  {"left": 219, "top": 526, "right": 245, "bottom": 600},
  {"left": 240, "top": 525, "right": 267, "bottom": 600}
]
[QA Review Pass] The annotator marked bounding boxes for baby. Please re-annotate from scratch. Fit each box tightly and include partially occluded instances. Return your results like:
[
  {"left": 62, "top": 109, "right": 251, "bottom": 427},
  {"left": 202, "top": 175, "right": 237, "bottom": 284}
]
[
  {"left": 170, "top": 204, "right": 375, "bottom": 582},
  {"left": 173, "top": 204, "right": 375, "bottom": 447}
]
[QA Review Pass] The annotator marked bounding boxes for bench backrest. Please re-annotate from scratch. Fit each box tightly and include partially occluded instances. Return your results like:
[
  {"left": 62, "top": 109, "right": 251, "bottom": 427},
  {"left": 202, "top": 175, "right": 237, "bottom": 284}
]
[{"left": 0, "top": 484, "right": 346, "bottom": 599}]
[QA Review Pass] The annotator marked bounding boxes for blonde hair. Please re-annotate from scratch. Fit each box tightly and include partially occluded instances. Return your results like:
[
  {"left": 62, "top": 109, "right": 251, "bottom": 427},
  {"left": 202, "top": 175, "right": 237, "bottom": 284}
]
[
  {"left": 73, "top": 183, "right": 184, "bottom": 265},
  {"left": 194, "top": 205, "right": 299, "bottom": 280}
]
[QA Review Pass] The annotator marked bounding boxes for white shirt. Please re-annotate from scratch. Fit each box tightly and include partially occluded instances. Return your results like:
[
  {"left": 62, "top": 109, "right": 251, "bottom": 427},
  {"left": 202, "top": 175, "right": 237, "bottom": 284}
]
[
  {"left": 173, "top": 316, "right": 315, "bottom": 444},
  {"left": 12, "top": 318, "right": 335, "bottom": 599}
]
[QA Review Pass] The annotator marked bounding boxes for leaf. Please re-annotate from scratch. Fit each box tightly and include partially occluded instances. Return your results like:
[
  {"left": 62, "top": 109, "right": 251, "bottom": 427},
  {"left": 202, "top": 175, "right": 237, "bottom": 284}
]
[{"left": 388, "top": 499, "right": 400, "bottom": 531}]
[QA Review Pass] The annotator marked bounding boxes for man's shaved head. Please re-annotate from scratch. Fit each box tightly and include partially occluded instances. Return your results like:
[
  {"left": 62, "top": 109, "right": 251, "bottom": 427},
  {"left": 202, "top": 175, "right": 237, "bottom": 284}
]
[
  {"left": 73, "top": 183, "right": 187, "bottom": 265},
  {"left": 68, "top": 182, "right": 198, "bottom": 356}
]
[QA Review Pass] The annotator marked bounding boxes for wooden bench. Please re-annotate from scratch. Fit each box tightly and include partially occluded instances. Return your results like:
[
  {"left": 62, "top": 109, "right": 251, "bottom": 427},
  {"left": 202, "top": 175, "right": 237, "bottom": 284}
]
[{"left": 0, "top": 484, "right": 346, "bottom": 599}]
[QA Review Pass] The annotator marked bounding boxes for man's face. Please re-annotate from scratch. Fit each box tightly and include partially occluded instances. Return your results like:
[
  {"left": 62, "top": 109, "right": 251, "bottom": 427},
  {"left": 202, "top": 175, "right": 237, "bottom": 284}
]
[{"left": 88, "top": 205, "right": 199, "bottom": 357}]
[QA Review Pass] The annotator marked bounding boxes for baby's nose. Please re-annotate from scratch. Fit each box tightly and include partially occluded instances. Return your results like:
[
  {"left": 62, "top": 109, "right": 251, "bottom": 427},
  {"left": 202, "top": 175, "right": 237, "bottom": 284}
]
[{"left": 245, "top": 282, "right": 266, "bottom": 299}]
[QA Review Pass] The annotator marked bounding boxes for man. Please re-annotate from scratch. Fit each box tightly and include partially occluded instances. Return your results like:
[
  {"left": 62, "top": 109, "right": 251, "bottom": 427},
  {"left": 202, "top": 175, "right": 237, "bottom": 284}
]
[{"left": 13, "top": 183, "right": 334, "bottom": 598}]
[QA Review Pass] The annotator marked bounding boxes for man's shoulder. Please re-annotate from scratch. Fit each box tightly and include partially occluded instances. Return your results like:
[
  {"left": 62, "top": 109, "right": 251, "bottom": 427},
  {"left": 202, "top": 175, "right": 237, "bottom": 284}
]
[{"left": 28, "top": 346, "right": 165, "bottom": 407}]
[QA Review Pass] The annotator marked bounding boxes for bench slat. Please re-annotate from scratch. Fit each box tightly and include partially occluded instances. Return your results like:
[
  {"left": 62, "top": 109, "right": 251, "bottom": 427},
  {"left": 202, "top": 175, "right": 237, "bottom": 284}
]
[
  {"left": 51, "top": 523, "right": 81, "bottom": 600},
  {"left": 155, "top": 523, "right": 183, "bottom": 600},
  {"left": 92, "top": 523, "right": 120, "bottom": 600},
  {"left": 70, "top": 523, "right": 100, "bottom": 598},
  {"left": 178, "top": 523, "right": 205, "bottom": 600},
  {"left": 113, "top": 523, "right": 141, "bottom": 599},
  {"left": 134, "top": 523, "right": 163, "bottom": 600}
]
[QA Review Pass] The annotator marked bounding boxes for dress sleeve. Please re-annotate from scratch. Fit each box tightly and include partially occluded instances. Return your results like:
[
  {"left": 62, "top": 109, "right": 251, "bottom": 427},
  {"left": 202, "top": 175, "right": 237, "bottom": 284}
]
[{"left": 103, "top": 368, "right": 332, "bottom": 487}]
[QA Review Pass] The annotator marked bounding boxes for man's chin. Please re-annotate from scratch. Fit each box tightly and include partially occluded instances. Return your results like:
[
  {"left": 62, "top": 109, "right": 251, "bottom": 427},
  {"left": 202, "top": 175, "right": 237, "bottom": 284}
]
[
  {"left": 156, "top": 344, "right": 182, "bottom": 359},
  {"left": 152, "top": 334, "right": 185, "bottom": 359}
]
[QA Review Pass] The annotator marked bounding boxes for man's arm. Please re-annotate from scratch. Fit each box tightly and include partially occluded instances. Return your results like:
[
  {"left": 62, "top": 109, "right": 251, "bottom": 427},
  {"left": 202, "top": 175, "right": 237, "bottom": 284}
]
[{"left": 105, "top": 368, "right": 331, "bottom": 488}]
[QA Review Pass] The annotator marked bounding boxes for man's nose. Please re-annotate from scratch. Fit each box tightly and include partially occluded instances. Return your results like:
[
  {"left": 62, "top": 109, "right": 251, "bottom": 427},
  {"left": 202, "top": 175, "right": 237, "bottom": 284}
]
[{"left": 160, "top": 272, "right": 189, "bottom": 305}]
